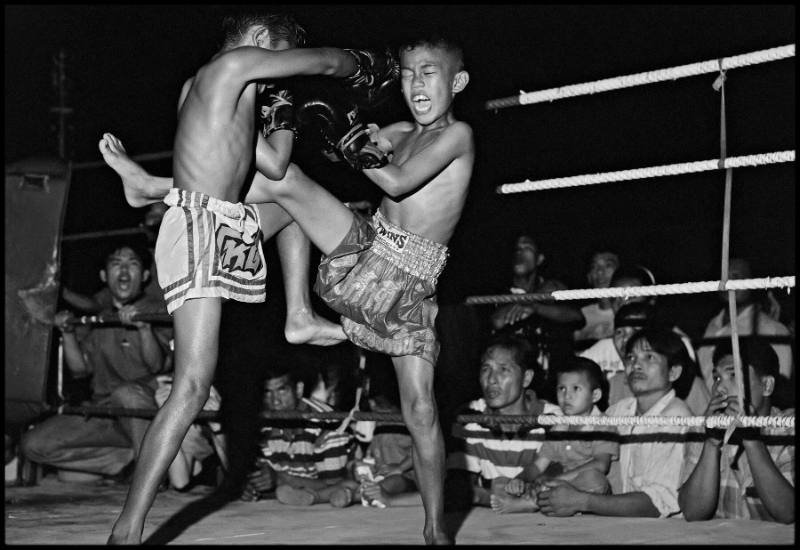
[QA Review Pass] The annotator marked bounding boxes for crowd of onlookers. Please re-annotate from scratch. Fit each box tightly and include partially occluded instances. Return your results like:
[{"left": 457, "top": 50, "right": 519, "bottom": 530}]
[{"left": 5, "top": 219, "right": 794, "bottom": 524}]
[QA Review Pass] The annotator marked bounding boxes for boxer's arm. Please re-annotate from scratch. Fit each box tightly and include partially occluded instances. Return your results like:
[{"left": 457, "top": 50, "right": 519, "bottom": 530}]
[
  {"left": 216, "top": 47, "right": 358, "bottom": 88},
  {"left": 363, "top": 121, "right": 473, "bottom": 197},
  {"left": 255, "top": 130, "right": 293, "bottom": 180}
]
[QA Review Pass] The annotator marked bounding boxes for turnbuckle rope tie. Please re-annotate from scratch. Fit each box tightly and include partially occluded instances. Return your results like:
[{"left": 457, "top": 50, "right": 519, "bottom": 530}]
[
  {"left": 465, "top": 277, "right": 795, "bottom": 306},
  {"left": 485, "top": 44, "right": 795, "bottom": 110},
  {"left": 714, "top": 59, "right": 746, "bottom": 444}
]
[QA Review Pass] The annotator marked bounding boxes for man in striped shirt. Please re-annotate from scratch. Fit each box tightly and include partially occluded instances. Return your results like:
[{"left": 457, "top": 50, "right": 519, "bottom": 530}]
[
  {"left": 242, "top": 365, "right": 358, "bottom": 507},
  {"left": 445, "top": 335, "right": 562, "bottom": 509}
]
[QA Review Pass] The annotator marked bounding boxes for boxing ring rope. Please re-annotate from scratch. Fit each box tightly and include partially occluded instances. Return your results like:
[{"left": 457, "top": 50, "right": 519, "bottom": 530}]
[
  {"left": 55, "top": 405, "right": 793, "bottom": 430},
  {"left": 485, "top": 44, "right": 794, "bottom": 110},
  {"left": 64, "top": 312, "right": 172, "bottom": 325},
  {"left": 481, "top": 45, "right": 794, "bottom": 430},
  {"left": 496, "top": 150, "right": 795, "bottom": 194},
  {"left": 54, "top": 312, "right": 795, "bottom": 434},
  {"left": 465, "top": 276, "right": 795, "bottom": 306},
  {"left": 61, "top": 226, "right": 147, "bottom": 242}
]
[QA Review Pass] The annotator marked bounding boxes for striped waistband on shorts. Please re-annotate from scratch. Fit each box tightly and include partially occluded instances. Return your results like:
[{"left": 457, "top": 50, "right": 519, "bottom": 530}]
[{"left": 371, "top": 210, "right": 448, "bottom": 282}]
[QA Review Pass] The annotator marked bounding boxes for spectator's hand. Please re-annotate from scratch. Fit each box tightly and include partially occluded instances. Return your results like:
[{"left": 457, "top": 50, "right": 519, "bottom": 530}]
[
  {"left": 536, "top": 478, "right": 587, "bottom": 517},
  {"left": 705, "top": 377, "right": 760, "bottom": 445},
  {"left": 504, "top": 477, "right": 526, "bottom": 496},
  {"left": 53, "top": 310, "right": 76, "bottom": 333},
  {"left": 495, "top": 304, "right": 536, "bottom": 328},
  {"left": 241, "top": 465, "right": 276, "bottom": 501},
  {"left": 704, "top": 377, "right": 732, "bottom": 446},
  {"left": 118, "top": 304, "right": 149, "bottom": 329}
]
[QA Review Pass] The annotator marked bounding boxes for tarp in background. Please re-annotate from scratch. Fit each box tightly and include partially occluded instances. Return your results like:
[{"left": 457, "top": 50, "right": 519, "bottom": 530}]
[{"left": 5, "top": 156, "right": 70, "bottom": 425}]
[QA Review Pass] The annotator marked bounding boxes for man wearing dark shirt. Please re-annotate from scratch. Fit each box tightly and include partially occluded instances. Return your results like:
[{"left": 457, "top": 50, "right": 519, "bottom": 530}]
[{"left": 21, "top": 242, "right": 172, "bottom": 478}]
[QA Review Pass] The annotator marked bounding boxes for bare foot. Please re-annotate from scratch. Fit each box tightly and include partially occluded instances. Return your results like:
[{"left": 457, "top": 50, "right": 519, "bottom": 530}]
[
  {"left": 107, "top": 524, "right": 140, "bottom": 545},
  {"left": 490, "top": 493, "right": 539, "bottom": 514},
  {"left": 329, "top": 486, "right": 356, "bottom": 508},
  {"left": 98, "top": 133, "right": 166, "bottom": 208},
  {"left": 107, "top": 534, "right": 140, "bottom": 545},
  {"left": 284, "top": 308, "right": 346, "bottom": 346},
  {"left": 423, "top": 529, "right": 453, "bottom": 545},
  {"left": 276, "top": 485, "right": 318, "bottom": 506}
]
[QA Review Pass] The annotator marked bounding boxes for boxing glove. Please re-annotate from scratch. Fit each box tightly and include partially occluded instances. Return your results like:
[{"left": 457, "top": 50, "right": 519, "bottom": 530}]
[
  {"left": 338, "top": 123, "right": 390, "bottom": 171},
  {"left": 295, "top": 97, "right": 389, "bottom": 170},
  {"left": 343, "top": 48, "right": 400, "bottom": 107},
  {"left": 256, "top": 81, "right": 295, "bottom": 137}
]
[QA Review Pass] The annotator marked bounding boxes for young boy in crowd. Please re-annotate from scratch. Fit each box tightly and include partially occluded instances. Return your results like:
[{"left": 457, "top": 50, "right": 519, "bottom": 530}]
[{"left": 490, "top": 357, "right": 618, "bottom": 514}]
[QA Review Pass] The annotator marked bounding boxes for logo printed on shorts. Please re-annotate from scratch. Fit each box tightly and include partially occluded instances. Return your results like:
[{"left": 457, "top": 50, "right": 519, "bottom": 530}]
[
  {"left": 375, "top": 220, "right": 407, "bottom": 252},
  {"left": 216, "top": 225, "right": 263, "bottom": 275}
]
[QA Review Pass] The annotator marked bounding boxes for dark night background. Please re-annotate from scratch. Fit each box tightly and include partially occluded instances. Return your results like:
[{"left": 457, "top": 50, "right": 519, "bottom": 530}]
[{"left": 5, "top": 4, "right": 795, "bottom": 339}]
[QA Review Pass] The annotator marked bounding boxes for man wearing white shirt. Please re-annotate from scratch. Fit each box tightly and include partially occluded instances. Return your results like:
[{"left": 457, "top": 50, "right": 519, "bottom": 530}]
[{"left": 536, "top": 328, "right": 697, "bottom": 518}]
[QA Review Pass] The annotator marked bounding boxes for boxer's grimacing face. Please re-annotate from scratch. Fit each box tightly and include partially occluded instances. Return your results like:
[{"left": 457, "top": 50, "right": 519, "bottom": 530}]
[{"left": 400, "top": 45, "right": 463, "bottom": 126}]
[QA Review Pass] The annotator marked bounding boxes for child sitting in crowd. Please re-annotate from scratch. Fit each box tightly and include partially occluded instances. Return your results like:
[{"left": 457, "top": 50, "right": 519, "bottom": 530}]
[{"left": 490, "top": 357, "right": 618, "bottom": 513}]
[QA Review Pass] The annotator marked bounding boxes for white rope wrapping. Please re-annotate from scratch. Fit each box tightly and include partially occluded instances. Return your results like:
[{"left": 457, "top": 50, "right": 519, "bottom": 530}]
[
  {"left": 497, "top": 150, "right": 795, "bottom": 194},
  {"left": 465, "top": 276, "right": 795, "bottom": 305},
  {"left": 531, "top": 414, "right": 794, "bottom": 429},
  {"left": 486, "top": 44, "right": 795, "bottom": 110}
]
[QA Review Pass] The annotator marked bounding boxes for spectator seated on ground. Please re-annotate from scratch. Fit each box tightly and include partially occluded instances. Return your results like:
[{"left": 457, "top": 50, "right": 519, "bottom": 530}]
[
  {"left": 240, "top": 364, "right": 358, "bottom": 507},
  {"left": 679, "top": 337, "right": 794, "bottom": 523},
  {"left": 20, "top": 241, "right": 172, "bottom": 483},
  {"left": 490, "top": 357, "right": 619, "bottom": 514},
  {"left": 445, "top": 335, "right": 562, "bottom": 510}
]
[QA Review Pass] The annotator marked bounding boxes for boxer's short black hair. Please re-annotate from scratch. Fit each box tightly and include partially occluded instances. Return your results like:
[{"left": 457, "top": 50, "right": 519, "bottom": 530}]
[
  {"left": 399, "top": 32, "right": 465, "bottom": 72},
  {"left": 221, "top": 12, "right": 307, "bottom": 49}
]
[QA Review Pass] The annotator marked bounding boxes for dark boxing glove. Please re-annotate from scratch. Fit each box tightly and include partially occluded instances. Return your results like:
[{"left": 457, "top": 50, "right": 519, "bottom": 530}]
[
  {"left": 256, "top": 82, "right": 295, "bottom": 137},
  {"left": 295, "top": 97, "right": 390, "bottom": 170},
  {"left": 338, "top": 123, "right": 390, "bottom": 171},
  {"left": 343, "top": 48, "right": 400, "bottom": 107}
]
